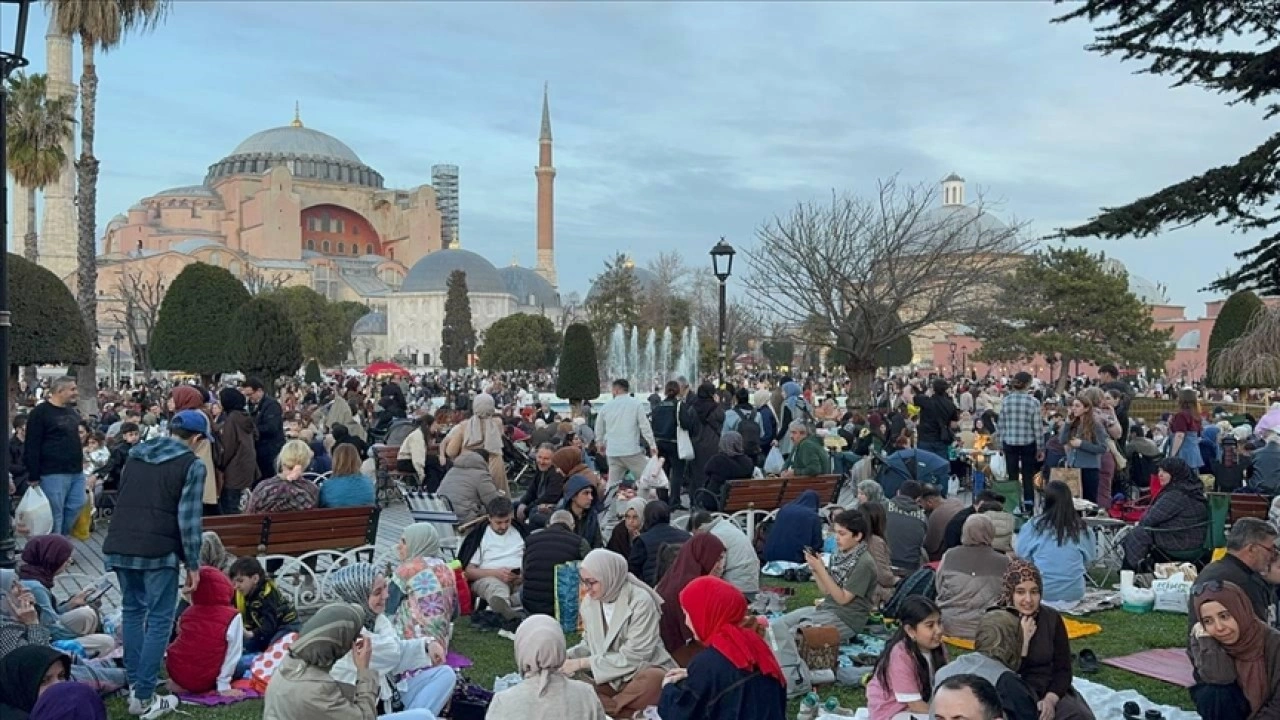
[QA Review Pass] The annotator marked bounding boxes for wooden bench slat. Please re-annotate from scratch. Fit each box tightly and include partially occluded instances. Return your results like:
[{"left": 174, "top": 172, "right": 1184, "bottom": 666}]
[{"left": 206, "top": 506, "right": 379, "bottom": 555}]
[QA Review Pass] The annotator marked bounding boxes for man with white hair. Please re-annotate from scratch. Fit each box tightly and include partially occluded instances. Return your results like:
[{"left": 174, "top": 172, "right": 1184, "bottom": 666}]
[{"left": 1247, "top": 426, "right": 1280, "bottom": 494}]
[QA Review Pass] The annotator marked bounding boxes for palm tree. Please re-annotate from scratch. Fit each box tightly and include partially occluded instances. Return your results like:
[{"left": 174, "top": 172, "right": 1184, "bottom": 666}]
[
  {"left": 4, "top": 72, "right": 75, "bottom": 262},
  {"left": 45, "top": 0, "right": 170, "bottom": 409}
]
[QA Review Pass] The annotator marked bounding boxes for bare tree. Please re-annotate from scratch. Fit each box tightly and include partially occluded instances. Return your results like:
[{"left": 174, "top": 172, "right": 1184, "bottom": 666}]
[
  {"left": 742, "top": 178, "right": 1033, "bottom": 403},
  {"left": 1212, "top": 306, "right": 1280, "bottom": 388},
  {"left": 105, "top": 266, "right": 167, "bottom": 380},
  {"left": 241, "top": 265, "right": 292, "bottom": 296},
  {"left": 686, "top": 272, "right": 763, "bottom": 360}
]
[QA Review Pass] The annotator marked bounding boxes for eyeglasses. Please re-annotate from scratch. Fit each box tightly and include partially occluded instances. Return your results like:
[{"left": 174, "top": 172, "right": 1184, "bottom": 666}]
[
  {"left": 1192, "top": 580, "right": 1225, "bottom": 597},
  {"left": 579, "top": 578, "right": 600, "bottom": 589}
]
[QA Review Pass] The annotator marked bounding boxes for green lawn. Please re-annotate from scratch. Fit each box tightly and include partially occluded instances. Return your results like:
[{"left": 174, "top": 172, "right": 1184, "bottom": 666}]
[{"left": 105, "top": 580, "right": 1193, "bottom": 718}]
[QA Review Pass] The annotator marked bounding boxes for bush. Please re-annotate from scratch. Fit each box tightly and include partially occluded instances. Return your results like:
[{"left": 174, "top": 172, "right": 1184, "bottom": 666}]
[
  {"left": 556, "top": 323, "right": 601, "bottom": 404},
  {"left": 9, "top": 253, "right": 91, "bottom": 368},
  {"left": 151, "top": 263, "right": 251, "bottom": 375},
  {"left": 226, "top": 297, "right": 302, "bottom": 390},
  {"left": 478, "top": 313, "right": 560, "bottom": 371},
  {"left": 1208, "top": 290, "right": 1265, "bottom": 387},
  {"left": 304, "top": 358, "right": 322, "bottom": 384}
]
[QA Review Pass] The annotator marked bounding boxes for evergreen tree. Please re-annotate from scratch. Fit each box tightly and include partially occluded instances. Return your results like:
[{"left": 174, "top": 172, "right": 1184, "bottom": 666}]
[
  {"left": 478, "top": 313, "right": 560, "bottom": 371},
  {"left": 227, "top": 297, "right": 302, "bottom": 391},
  {"left": 970, "top": 247, "right": 1174, "bottom": 390},
  {"left": 262, "top": 287, "right": 368, "bottom": 366},
  {"left": 151, "top": 262, "right": 251, "bottom": 376},
  {"left": 304, "top": 358, "right": 323, "bottom": 385},
  {"left": 586, "top": 253, "right": 642, "bottom": 347},
  {"left": 1054, "top": 2, "right": 1280, "bottom": 294},
  {"left": 1208, "top": 290, "right": 1266, "bottom": 387},
  {"left": 762, "top": 340, "right": 795, "bottom": 370},
  {"left": 9, "top": 253, "right": 91, "bottom": 370},
  {"left": 556, "top": 323, "right": 601, "bottom": 411},
  {"left": 440, "top": 269, "right": 476, "bottom": 370}
]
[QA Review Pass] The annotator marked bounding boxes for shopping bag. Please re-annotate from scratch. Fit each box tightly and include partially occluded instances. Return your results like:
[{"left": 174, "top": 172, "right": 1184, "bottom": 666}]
[
  {"left": 553, "top": 562, "right": 582, "bottom": 634},
  {"left": 1048, "top": 466, "right": 1082, "bottom": 498},
  {"left": 15, "top": 486, "right": 53, "bottom": 537},
  {"left": 1152, "top": 572, "right": 1192, "bottom": 613},
  {"left": 71, "top": 497, "right": 92, "bottom": 541},
  {"left": 676, "top": 428, "right": 695, "bottom": 460},
  {"left": 763, "top": 447, "right": 785, "bottom": 475},
  {"left": 989, "top": 453, "right": 1007, "bottom": 481},
  {"left": 638, "top": 456, "right": 668, "bottom": 492}
]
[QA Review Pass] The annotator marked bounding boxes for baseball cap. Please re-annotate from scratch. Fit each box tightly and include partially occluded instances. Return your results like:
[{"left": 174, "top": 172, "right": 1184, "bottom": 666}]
[{"left": 169, "top": 410, "right": 212, "bottom": 440}]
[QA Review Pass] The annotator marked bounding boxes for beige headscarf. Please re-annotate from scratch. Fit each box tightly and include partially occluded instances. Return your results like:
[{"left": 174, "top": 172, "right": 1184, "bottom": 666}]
[
  {"left": 514, "top": 614, "right": 567, "bottom": 697},
  {"left": 401, "top": 523, "right": 441, "bottom": 559},
  {"left": 974, "top": 609, "right": 1022, "bottom": 670},
  {"left": 464, "top": 393, "right": 504, "bottom": 455},
  {"left": 327, "top": 395, "right": 366, "bottom": 441},
  {"left": 581, "top": 548, "right": 662, "bottom": 605},
  {"left": 961, "top": 514, "right": 995, "bottom": 547},
  {"left": 288, "top": 603, "right": 365, "bottom": 669}
]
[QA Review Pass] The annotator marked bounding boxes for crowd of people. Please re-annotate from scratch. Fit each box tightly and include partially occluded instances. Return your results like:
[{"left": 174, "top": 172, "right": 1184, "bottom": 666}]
[{"left": 3, "top": 362, "right": 1280, "bottom": 720}]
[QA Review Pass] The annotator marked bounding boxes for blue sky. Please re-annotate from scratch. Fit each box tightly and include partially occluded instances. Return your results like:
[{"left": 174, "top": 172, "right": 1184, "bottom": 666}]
[{"left": 8, "top": 1, "right": 1267, "bottom": 312}]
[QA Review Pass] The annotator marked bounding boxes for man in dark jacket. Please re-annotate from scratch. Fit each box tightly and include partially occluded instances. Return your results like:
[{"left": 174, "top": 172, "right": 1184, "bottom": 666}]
[
  {"left": 240, "top": 376, "right": 284, "bottom": 484},
  {"left": 559, "top": 474, "right": 604, "bottom": 550},
  {"left": 627, "top": 500, "right": 690, "bottom": 586},
  {"left": 885, "top": 480, "right": 928, "bottom": 574},
  {"left": 521, "top": 510, "right": 590, "bottom": 616},
  {"left": 517, "top": 443, "right": 565, "bottom": 523},
  {"left": 9, "top": 415, "right": 27, "bottom": 500}
]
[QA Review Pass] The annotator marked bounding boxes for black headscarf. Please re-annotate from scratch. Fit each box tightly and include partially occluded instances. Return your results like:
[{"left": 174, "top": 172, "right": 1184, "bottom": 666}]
[
  {"left": 642, "top": 500, "right": 672, "bottom": 531},
  {"left": 0, "top": 645, "right": 69, "bottom": 715},
  {"left": 218, "top": 387, "right": 247, "bottom": 414}
]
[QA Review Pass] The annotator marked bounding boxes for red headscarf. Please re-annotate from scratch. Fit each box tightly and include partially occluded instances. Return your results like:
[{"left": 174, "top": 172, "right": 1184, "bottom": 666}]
[
  {"left": 656, "top": 533, "right": 726, "bottom": 650},
  {"left": 18, "top": 535, "right": 73, "bottom": 588},
  {"left": 171, "top": 386, "right": 205, "bottom": 412},
  {"left": 679, "top": 576, "right": 785, "bottom": 685}
]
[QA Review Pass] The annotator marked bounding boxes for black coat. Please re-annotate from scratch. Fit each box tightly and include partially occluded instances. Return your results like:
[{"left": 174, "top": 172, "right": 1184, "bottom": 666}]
[
  {"left": 702, "top": 453, "right": 755, "bottom": 509},
  {"left": 686, "top": 399, "right": 725, "bottom": 491},
  {"left": 629, "top": 523, "right": 691, "bottom": 586},
  {"left": 252, "top": 394, "right": 285, "bottom": 481},
  {"left": 657, "top": 647, "right": 787, "bottom": 720},
  {"left": 521, "top": 525, "right": 589, "bottom": 617}
]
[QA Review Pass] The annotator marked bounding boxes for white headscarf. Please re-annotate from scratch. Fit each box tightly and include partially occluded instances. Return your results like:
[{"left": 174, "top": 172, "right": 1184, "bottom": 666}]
[
  {"left": 514, "top": 614, "right": 567, "bottom": 697},
  {"left": 464, "top": 393, "right": 504, "bottom": 455},
  {"left": 580, "top": 548, "right": 662, "bottom": 606}
]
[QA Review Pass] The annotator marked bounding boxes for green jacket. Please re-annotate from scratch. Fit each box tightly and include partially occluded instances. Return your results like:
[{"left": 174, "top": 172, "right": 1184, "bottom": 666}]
[{"left": 785, "top": 434, "right": 831, "bottom": 476}]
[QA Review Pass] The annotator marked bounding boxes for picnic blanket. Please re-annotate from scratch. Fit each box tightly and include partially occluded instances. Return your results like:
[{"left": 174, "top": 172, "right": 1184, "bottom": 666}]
[
  {"left": 1101, "top": 648, "right": 1195, "bottom": 688},
  {"left": 944, "top": 617, "right": 1102, "bottom": 650},
  {"left": 837, "top": 635, "right": 886, "bottom": 667}
]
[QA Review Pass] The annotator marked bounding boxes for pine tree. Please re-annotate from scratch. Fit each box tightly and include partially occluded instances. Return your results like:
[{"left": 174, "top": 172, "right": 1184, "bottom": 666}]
[
  {"left": 151, "top": 263, "right": 251, "bottom": 376},
  {"left": 304, "top": 358, "right": 322, "bottom": 385},
  {"left": 586, "top": 253, "right": 642, "bottom": 347},
  {"left": 556, "top": 323, "right": 601, "bottom": 411},
  {"left": 440, "top": 269, "right": 475, "bottom": 370},
  {"left": 227, "top": 297, "right": 302, "bottom": 391},
  {"left": 1054, "top": 2, "right": 1280, "bottom": 294},
  {"left": 1208, "top": 290, "right": 1266, "bottom": 387}
]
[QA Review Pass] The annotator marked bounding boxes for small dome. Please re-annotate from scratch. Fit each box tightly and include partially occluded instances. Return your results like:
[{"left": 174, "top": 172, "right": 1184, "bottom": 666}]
[
  {"left": 923, "top": 204, "right": 1009, "bottom": 234},
  {"left": 1102, "top": 258, "right": 1168, "bottom": 304},
  {"left": 499, "top": 266, "right": 560, "bottom": 308},
  {"left": 585, "top": 264, "right": 660, "bottom": 303},
  {"left": 230, "top": 126, "right": 362, "bottom": 164},
  {"left": 352, "top": 310, "right": 387, "bottom": 336},
  {"left": 1176, "top": 329, "right": 1201, "bottom": 350},
  {"left": 401, "top": 249, "right": 508, "bottom": 295}
]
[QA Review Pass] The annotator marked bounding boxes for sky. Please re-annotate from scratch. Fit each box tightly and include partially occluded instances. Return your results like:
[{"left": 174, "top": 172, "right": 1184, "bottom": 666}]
[{"left": 6, "top": 1, "right": 1268, "bottom": 313}]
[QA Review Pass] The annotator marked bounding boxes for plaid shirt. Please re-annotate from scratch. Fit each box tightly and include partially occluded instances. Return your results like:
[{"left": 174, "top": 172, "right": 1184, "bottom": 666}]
[
  {"left": 997, "top": 391, "right": 1044, "bottom": 450},
  {"left": 106, "top": 445, "right": 206, "bottom": 574}
]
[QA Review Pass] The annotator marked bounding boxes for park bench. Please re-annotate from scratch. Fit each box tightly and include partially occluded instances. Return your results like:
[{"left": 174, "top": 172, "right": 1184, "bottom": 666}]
[
  {"left": 1227, "top": 493, "right": 1270, "bottom": 525},
  {"left": 718, "top": 474, "right": 843, "bottom": 539}
]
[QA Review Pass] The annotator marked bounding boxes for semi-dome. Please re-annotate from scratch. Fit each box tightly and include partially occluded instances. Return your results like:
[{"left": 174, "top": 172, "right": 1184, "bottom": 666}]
[
  {"left": 206, "top": 121, "right": 384, "bottom": 189},
  {"left": 1101, "top": 258, "right": 1168, "bottom": 305},
  {"left": 499, "top": 265, "right": 560, "bottom": 308},
  {"left": 401, "top": 249, "right": 509, "bottom": 295},
  {"left": 352, "top": 310, "right": 387, "bottom": 336},
  {"left": 1176, "top": 329, "right": 1201, "bottom": 350},
  {"left": 585, "top": 263, "right": 659, "bottom": 303}
]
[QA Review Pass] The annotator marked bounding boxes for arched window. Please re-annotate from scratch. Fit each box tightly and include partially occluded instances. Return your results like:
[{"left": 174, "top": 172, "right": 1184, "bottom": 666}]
[
  {"left": 337, "top": 242, "right": 345, "bottom": 254},
  {"left": 306, "top": 239, "right": 315, "bottom": 251},
  {"left": 366, "top": 244, "right": 374, "bottom": 255},
  {"left": 322, "top": 240, "right": 331, "bottom": 253}
]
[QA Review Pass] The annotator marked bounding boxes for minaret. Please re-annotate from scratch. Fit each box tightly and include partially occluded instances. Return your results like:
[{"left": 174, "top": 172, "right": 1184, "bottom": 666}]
[
  {"left": 40, "top": 17, "right": 78, "bottom": 282},
  {"left": 535, "top": 83, "right": 557, "bottom": 288}
]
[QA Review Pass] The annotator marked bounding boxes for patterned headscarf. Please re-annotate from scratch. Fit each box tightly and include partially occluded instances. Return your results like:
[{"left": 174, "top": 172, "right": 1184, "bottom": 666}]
[
  {"left": 289, "top": 603, "right": 366, "bottom": 669},
  {"left": 719, "top": 431, "right": 745, "bottom": 456},
  {"left": 997, "top": 558, "right": 1042, "bottom": 607},
  {"left": 325, "top": 563, "right": 382, "bottom": 631}
]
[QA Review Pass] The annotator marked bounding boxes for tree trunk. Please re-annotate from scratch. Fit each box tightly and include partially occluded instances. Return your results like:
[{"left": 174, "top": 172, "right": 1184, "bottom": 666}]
[
  {"left": 843, "top": 357, "right": 878, "bottom": 409},
  {"left": 23, "top": 186, "right": 37, "bottom": 262},
  {"left": 74, "top": 40, "right": 100, "bottom": 415},
  {"left": 1055, "top": 357, "right": 1071, "bottom": 394}
]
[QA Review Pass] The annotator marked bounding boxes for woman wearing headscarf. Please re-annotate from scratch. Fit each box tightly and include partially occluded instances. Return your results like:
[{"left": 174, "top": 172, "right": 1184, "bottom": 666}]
[
  {"left": 934, "top": 610, "right": 1040, "bottom": 720},
  {"left": 324, "top": 564, "right": 456, "bottom": 717},
  {"left": 564, "top": 549, "right": 675, "bottom": 717},
  {"left": 1189, "top": 580, "right": 1280, "bottom": 719},
  {"left": 0, "top": 645, "right": 69, "bottom": 720},
  {"left": 656, "top": 534, "right": 727, "bottom": 661},
  {"left": 198, "top": 531, "right": 236, "bottom": 575},
  {"left": 262, "top": 603, "right": 381, "bottom": 720},
  {"left": 762, "top": 489, "right": 824, "bottom": 564},
  {"left": 657, "top": 576, "right": 787, "bottom": 720},
  {"left": 776, "top": 381, "right": 814, "bottom": 458},
  {"left": 326, "top": 387, "right": 367, "bottom": 443},
  {"left": 17, "top": 538, "right": 114, "bottom": 658},
  {"left": 685, "top": 383, "right": 725, "bottom": 505},
  {"left": 171, "top": 386, "right": 221, "bottom": 512},
  {"left": 701, "top": 432, "right": 755, "bottom": 511},
  {"left": 998, "top": 560, "right": 1095, "bottom": 720},
  {"left": 551, "top": 446, "right": 603, "bottom": 496},
  {"left": 855, "top": 479, "right": 884, "bottom": 507},
  {"left": 1121, "top": 457, "right": 1210, "bottom": 571},
  {"left": 215, "top": 386, "right": 259, "bottom": 515},
  {"left": 440, "top": 393, "right": 508, "bottom": 494},
  {"left": 627, "top": 502, "right": 691, "bottom": 586},
  {"left": 935, "top": 515, "right": 1010, "bottom": 640},
  {"left": 389, "top": 525, "right": 457, "bottom": 651},
  {"left": 606, "top": 497, "right": 648, "bottom": 559},
  {"left": 487, "top": 615, "right": 607, "bottom": 720},
  {"left": 28, "top": 682, "right": 106, "bottom": 720}
]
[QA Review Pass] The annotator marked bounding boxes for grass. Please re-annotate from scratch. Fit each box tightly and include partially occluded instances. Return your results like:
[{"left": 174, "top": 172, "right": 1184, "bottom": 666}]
[{"left": 104, "top": 581, "right": 1194, "bottom": 719}]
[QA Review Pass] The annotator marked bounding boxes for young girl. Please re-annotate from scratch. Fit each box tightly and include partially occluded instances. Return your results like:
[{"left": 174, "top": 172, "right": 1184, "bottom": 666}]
[{"left": 866, "top": 596, "right": 947, "bottom": 720}]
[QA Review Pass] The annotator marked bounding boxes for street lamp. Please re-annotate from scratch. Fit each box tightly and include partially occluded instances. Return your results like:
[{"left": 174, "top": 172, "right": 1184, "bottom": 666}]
[
  {"left": 709, "top": 237, "right": 735, "bottom": 381},
  {"left": 948, "top": 342, "right": 957, "bottom": 379},
  {"left": 0, "top": 0, "right": 33, "bottom": 569},
  {"left": 110, "top": 330, "right": 123, "bottom": 388}
]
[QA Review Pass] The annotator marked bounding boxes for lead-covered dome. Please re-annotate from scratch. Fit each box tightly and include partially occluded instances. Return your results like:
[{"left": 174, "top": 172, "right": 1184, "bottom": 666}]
[
  {"left": 206, "top": 123, "right": 384, "bottom": 189},
  {"left": 499, "top": 265, "right": 560, "bottom": 308},
  {"left": 401, "top": 249, "right": 509, "bottom": 295}
]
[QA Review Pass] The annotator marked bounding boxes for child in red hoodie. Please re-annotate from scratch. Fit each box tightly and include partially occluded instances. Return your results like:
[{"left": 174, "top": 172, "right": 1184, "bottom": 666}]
[{"left": 165, "top": 566, "right": 244, "bottom": 696}]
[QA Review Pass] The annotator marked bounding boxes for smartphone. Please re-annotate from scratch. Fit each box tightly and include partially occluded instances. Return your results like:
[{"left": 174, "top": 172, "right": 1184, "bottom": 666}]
[
  {"left": 510, "top": 569, "right": 522, "bottom": 576},
  {"left": 84, "top": 576, "right": 112, "bottom": 604}
]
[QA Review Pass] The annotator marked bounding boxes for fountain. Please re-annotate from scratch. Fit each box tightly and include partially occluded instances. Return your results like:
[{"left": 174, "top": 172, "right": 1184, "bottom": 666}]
[
  {"left": 643, "top": 328, "right": 657, "bottom": 395},
  {"left": 603, "top": 324, "right": 701, "bottom": 395},
  {"left": 658, "top": 327, "right": 672, "bottom": 388},
  {"left": 607, "top": 324, "right": 629, "bottom": 386},
  {"left": 627, "top": 329, "right": 640, "bottom": 390}
]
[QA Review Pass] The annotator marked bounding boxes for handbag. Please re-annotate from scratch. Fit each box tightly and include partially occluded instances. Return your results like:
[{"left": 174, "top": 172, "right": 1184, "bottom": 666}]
[
  {"left": 797, "top": 625, "right": 840, "bottom": 672},
  {"left": 1049, "top": 459, "right": 1082, "bottom": 498},
  {"left": 448, "top": 675, "right": 493, "bottom": 720}
]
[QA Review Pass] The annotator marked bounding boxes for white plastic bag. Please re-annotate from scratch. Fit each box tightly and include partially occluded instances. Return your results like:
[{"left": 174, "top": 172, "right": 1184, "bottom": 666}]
[
  {"left": 15, "top": 486, "right": 53, "bottom": 537},
  {"left": 676, "top": 428, "right": 695, "bottom": 460},
  {"left": 989, "top": 453, "right": 1007, "bottom": 481},
  {"left": 1152, "top": 572, "right": 1192, "bottom": 613},
  {"left": 638, "top": 456, "right": 669, "bottom": 492},
  {"left": 763, "top": 447, "right": 785, "bottom": 475}
]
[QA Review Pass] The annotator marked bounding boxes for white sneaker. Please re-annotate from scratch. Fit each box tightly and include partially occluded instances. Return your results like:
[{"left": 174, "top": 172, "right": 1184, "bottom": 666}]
[
  {"left": 139, "top": 694, "right": 180, "bottom": 720},
  {"left": 127, "top": 695, "right": 145, "bottom": 716}
]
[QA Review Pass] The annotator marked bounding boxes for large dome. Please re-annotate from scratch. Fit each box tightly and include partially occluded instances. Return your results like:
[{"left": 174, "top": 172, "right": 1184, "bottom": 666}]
[
  {"left": 499, "top": 265, "right": 560, "bottom": 308},
  {"left": 1102, "top": 258, "right": 1168, "bottom": 305},
  {"left": 401, "top": 249, "right": 509, "bottom": 295},
  {"left": 206, "top": 123, "right": 384, "bottom": 189}
]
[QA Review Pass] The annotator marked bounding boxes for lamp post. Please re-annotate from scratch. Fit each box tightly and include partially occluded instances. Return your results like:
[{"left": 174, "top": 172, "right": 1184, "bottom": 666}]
[
  {"left": 0, "top": 0, "right": 33, "bottom": 569},
  {"left": 709, "top": 237, "right": 735, "bottom": 382},
  {"left": 110, "top": 330, "right": 123, "bottom": 388},
  {"left": 948, "top": 342, "right": 957, "bottom": 380}
]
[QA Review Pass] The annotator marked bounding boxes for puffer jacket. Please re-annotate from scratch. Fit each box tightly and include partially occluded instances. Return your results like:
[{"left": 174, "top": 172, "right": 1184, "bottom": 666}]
[
  {"left": 934, "top": 545, "right": 1010, "bottom": 639},
  {"left": 438, "top": 452, "right": 502, "bottom": 526}
]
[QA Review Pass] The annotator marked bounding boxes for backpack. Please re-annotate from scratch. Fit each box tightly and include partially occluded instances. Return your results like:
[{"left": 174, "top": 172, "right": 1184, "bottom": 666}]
[
  {"left": 882, "top": 566, "right": 936, "bottom": 620},
  {"left": 736, "top": 408, "right": 763, "bottom": 455}
]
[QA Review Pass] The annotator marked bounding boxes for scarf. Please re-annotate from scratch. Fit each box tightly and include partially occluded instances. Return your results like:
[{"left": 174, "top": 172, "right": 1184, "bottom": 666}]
[
  {"left": 974, "top": 609, "right": 1023, "bottom": 670},
  {"left": 997, "top": 558, "right": 1043, "bottom": 606},
  {"left": 171, "top": 386, "right": 205, "bottom": 412},
  {"left": 464, "top": 394, "right": 504, "bottom": 455},
  {"left": 1195, "top": 581, "right": 1269, "bottom": 713},
  {"left": 401, "top": 523, "right": 442, "bottom": 559},
  {"left": 551, "top": 447, "right": 588, "bottom": 478},
  {"left": 199, "top": 531, "right": 231, "bottom": 571},
  {"left": 18, "top": 535, "right": 73, "bottom": 589},
  {"left": 719, "top": 431, "right": 745, "bottom": 456},
  {"left": 325, "top": 563, "right": 382, "bottom": 631},
  {"left": 514, "top": 614, "right": 567, "bottom": 698},
  {"left": 0, "top": 645, "right": 68, "bottom": 714},
  {"left": 961, "top": 515, "right": 995, "bottom": 547},
  {"left": 28, "top": 679, "right": 106, "bottom": 720},
  {"left": 828, "top": 541, "right": 868, "bottom": 587},
  {"left": 657, "top": 534, "right": 726, "bottom": 609},
  {"left": 581, "top": 548, "right": 662, "bottom": 606},
  {"left": 680, "top": 576, "right": 786, "bottom": 686},
  {"left": 289, "top": 603, "right": 366, "bottom": 669}
]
